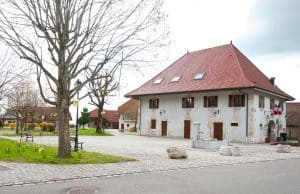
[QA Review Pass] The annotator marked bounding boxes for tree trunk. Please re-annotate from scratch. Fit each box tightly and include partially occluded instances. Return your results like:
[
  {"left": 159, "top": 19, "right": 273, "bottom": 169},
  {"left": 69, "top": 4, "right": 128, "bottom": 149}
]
[
  {"left": 24, "top": 117, "right": 27, "bottom": 131},
  {"left": 15, "top": 115, "right": 20, "bottom": 134},
  {"left": 55, "top": 120, "right": 59, "bottom": 134},
  {"left": 57, "top": 96, "right": 71, "bottom": 158},
  {"left": 96, "top": 108, "right": 102, "bottom": 133},
  {"left": 56, "top": 79, "right": 71, "bottom": 158}
]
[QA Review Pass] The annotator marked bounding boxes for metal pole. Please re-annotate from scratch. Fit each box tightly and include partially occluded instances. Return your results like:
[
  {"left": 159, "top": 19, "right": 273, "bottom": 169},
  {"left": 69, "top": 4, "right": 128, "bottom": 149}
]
[{"left": 75, "top": 91, "right": 79, "bottom": 151}]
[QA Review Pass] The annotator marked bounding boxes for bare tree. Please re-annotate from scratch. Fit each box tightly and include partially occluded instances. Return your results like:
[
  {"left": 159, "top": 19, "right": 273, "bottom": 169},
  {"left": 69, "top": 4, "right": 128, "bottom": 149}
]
[
  {"left": 0, "top": 0, "right": 166, "bottom": 157},
  {"left": 88, "top": 71, "right": 118, "bottom": 133},
  {"left": 6, "top": 82, "right": 44, "bottom": 134},
  {"left": 0, "top": 50, "right": 26, "bottom": 102}
]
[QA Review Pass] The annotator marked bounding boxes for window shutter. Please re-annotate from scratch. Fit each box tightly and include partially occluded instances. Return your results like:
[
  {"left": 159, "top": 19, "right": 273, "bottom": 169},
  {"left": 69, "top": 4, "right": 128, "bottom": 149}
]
[
  {"left": 191, "top": 97, "right": 194, "bottom": 108},
  {"left": 229, "top": 95, "right": 233, "bottom": 107},
  {"left": 182, "top": 98, "right": 186, "bottom": 108},
  {"left": 204, "top": 96, "right": 207, "bottom": 107},
  {"left": 241, "top": 95, "right": 245, "bottom": 107}
]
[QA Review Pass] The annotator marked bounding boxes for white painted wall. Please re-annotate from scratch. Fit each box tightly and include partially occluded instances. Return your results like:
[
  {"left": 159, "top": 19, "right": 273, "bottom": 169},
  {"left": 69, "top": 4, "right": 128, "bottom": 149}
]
[
  {"left": 138, "top": 89, "right": 288, "bottom": 143},
  {"left": 119, "top": 113, "right": 137, "bottom": 131},
  {"left": 250, "top": 92, "right": 287, "bottom": 142}
]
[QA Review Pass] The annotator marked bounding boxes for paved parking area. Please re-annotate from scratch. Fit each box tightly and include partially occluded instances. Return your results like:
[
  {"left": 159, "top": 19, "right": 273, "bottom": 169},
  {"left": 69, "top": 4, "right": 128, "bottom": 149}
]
[{"left": 1, "top": 130, "right": 300, "bottom": 187}]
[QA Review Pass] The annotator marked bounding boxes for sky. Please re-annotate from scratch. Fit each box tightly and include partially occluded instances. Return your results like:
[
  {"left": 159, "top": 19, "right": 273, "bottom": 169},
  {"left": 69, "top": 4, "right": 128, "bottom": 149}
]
[{"left": 74, "top": 0, "right": 300, "bottom": 118}]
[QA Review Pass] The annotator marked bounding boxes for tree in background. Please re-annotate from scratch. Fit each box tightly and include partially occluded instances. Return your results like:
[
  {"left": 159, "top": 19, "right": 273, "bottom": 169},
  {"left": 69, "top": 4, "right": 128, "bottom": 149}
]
[
  {"left": 0, "top": 49, "right": 27, "bottom": 104},
  {"left": 88, "top": 71, "right": 118, "bottom": 133},
  {"left": 0, "top": 0, "right": 167, "bottom": 158},
  {"left": 78, "top": 108, "right": 90, "bottom": 129},
  {"left": 6, "top": 82, "right": 44, "bottom": 134}
]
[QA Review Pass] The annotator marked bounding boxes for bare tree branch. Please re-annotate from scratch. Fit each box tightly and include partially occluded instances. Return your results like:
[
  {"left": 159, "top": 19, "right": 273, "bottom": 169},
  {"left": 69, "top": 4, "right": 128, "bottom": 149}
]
[
  {"left": 0, "top": 0, "right": 167, "bottom": 157},
  {"left": 87, "top": 70, "right": 119, "bottom": 133}
]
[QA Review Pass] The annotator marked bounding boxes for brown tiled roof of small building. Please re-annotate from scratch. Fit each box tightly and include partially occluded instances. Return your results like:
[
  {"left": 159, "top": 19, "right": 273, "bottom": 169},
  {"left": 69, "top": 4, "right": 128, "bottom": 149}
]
[
  {"left": 118, "top": 99, "right": 139, "bottom": 119},
  {"left": 118, "top": 99, "right": 139, "bottom": 113},
  {"left": 287, "top": 102, "right": 300, "bottom": 126},
  {"left": 89, "top": 109, "right": 119, "bottom": 123},
  {"left": 126, "top": 44, "right": 293, "bottom": 100}
]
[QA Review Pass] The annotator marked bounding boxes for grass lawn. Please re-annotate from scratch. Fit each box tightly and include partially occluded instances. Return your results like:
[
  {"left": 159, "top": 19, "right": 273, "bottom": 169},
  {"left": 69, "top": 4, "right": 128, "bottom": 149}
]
[
  {"left": 0, "top": 128, "right": 113, "bottom": 137},
  {"left": 0, "top": 131, "right": 55, "bottom": 137},
  {"left": 77, "top": 128, "right": 113, "bottom": 136},
  {"left": 0, "top": 138, "right": 134, "bottom": 164}
]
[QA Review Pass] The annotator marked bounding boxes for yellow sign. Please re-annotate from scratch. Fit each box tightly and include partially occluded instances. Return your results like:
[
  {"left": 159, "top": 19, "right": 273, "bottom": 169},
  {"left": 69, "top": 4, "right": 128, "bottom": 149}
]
[{"left": 72, "top": 99, "right": 79, "bottom": 107}]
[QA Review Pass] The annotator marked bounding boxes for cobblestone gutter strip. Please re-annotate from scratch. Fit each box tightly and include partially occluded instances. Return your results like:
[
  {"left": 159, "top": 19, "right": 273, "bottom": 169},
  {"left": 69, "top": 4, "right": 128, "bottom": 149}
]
[{"left": 1, "top": 156, "right": 300, "bottom": 188}]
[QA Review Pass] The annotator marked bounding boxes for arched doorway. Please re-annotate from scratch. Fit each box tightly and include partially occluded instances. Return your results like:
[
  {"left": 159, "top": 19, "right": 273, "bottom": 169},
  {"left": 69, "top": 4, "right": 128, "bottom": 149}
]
[{"left": 266, "top": 120, "right": 276, "bottom": 143}]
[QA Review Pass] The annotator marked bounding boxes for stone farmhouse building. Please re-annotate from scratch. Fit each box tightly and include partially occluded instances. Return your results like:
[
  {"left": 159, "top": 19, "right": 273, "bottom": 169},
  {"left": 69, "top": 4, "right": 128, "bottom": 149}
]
[
  {"left": 118, "top": 99, "right": 139, "bottom": 131},
  {"left": 126, "top": 43, "right": 294, "bottom": 143}
]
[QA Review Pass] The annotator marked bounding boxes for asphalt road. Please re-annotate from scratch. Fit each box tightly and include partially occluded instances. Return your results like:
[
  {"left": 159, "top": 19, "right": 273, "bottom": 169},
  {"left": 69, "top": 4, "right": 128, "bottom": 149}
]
[{"left": 1, "top": 159, "right": 300, "bottom": 194}]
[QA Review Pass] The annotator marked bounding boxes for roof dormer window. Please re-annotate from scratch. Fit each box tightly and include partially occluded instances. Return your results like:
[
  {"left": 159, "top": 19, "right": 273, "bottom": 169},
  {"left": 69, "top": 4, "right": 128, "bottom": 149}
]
[
  {"left": 194, "top": 72, "right": 205, "bottom": 80},
  {"left": 171, "top": 76, "right": 181, "bottom": 82},
  {"left": 154, "top": 78, "right": 163, "bottom": 84}
]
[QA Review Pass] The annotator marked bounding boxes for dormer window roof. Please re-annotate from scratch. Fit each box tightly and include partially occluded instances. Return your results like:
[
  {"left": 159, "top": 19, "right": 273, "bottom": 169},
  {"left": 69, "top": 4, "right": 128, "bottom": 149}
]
[
  {"left": 194, "top": 72, "right": 205, "bottom": 80},
  {"left": 171, "top": 76, "right": 181, "bottom": 82},
  {"left": 154, "top": 78, "right": 163, "bottom": 84}
]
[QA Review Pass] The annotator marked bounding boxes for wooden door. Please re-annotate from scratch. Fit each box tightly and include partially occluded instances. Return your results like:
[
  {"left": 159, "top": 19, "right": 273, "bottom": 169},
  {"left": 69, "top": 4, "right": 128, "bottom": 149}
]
[
  {"left": 184, "top": 120, "right": 191, "bottom": 139},
  {"left": 213, "top": 122, "right": 223, "bottom": 140},
  {"left": 161, "top": 121, "right": 167, "bottom": 136},
  {"left": 121, "top": 124, "right": 124, "bottom": 130},
  {"left": 151, "top": 119, "right": 156, "bottom": 129}
]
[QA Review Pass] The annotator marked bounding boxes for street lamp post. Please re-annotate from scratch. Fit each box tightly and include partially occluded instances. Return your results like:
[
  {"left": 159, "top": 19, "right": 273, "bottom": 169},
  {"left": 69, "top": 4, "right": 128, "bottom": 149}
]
[{"left": 74, "top": 79, "right": 81, "bottom": 151}]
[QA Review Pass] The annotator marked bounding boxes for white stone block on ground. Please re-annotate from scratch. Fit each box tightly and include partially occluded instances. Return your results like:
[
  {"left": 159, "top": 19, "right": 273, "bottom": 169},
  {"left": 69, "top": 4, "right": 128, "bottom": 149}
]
[
  {"left": 219, "top": 145, "right": 241, "bottom": 156},
  {"left": 166, "top": 147, "right": 188, "bottom": 159},
  {"left": 276, "top": 144, "right": 291, "bottom": 153}
]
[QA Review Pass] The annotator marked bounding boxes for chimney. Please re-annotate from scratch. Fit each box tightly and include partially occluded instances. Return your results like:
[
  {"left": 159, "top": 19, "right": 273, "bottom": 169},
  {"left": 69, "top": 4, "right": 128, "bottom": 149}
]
[{"left": 270, "top": 77, "right": 275, "bottom": 85}]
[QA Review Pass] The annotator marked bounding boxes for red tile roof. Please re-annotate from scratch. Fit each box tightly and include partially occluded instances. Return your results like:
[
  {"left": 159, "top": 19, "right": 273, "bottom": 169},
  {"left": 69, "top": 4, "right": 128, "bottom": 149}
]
[
  {"left": 118, "top": 99, "right": 139, "bottom": 119},
  {"left": 89, "top": 109, "right": 119, "bottom": 123},
  {"left": 118, "top": 99, "right": 139, "bottom": 113},
  {"left": 287, "top": 102, "right": 300, "bottom": 126},
  {"left": 126, "top": 44, "right": 293, "bottom": 100}
]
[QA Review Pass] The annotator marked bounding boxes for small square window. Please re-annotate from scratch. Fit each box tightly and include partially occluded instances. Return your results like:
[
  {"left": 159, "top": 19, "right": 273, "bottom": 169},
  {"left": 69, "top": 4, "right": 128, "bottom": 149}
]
[
  {"left": 204, "top": 96, "right": 218, "bottom": 107},
  {"left": 229, "top": 94, "right": 245, "bottom": 107},
  {"left": 259, "top": 96, "right": 265, "bottom": 108},
  {"left": 278, "top": 101, "right": 284, "bottom": 111},
  {"left": 182, "top": 97, "right": 194, "bottom": 108},
  {"left": 154, "top": 78, "right": 163, "bottom": 84},
  {"left": 194, "top": 72, "right": 205, "bottom": 80},
  {"left": 270, "top": 99, "right": 275, "bottom": 110},
  {"left": 171, "top": 76, "right": 181, "bottom": 82},
  {"left": 231, "top": 123, "right": 238, "bottom": 127},
  {"left": 149, "top": 99, "right": 159, "bottom": 109}
]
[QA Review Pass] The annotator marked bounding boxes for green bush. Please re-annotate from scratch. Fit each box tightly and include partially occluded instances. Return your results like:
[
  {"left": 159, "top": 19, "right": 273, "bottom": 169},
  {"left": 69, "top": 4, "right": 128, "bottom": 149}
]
[
  {"left": 39, "top": 122, "right": 48, "bottom": 131},
  {"left": 27, "top": 123, "right": 36, "bottom": 130},
  {"left": 39, "top": 122, "right": 55, "bottom": 132},
  {"left": 9, "top": 123, "right": 16, "bottom": 130},
  {"left": 47, "top": 123, "right": 55, "bottom": 132}
]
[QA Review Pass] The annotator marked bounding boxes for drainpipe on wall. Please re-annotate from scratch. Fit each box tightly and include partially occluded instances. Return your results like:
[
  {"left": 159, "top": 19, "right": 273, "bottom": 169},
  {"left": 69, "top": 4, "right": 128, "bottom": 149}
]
[
  {"left": 239, "top": 89, "right": 249, "bottom": 142},
  {"left": 138, "top": 98, "right": 142, "bottom": 135}
]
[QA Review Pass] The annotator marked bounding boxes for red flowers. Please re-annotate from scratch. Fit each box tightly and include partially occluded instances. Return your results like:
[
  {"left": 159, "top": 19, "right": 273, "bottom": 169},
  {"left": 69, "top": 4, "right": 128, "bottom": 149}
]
[{"left": 273, "top": 105, "right": 282, "bottom": 115}]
